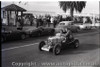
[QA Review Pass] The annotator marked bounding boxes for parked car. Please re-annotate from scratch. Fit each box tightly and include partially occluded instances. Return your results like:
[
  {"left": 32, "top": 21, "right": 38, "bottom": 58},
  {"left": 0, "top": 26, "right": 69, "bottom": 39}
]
[
  {"left": 83, "top": 23, "right": 92, "bottom": 29},
  {"left": 94, "top": 22, "right": 100, "bottom": 28},
  {"left": 39, "top": 32, "right": 79, "bottom": 55},
  {"left": 30, "top": 26, "right": 55, "bottom": 37},
  {"left": 55, "top": 21, "right": 80, "bottom": 33},
  {"left": 1, "top": 27, "right": 27, "bottom": 42},
  {"left": 74, "top": 23, "right": 92, "bottom": 30}
]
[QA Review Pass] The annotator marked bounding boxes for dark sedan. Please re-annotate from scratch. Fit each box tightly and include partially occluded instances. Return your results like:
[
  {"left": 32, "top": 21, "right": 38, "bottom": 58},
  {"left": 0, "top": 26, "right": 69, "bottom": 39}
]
[
  {"left": 29, "top": 26, "right": 55, "bottom": 37},
  {"left": 1, "top": 27, "right": 27, "bottom": 42}
]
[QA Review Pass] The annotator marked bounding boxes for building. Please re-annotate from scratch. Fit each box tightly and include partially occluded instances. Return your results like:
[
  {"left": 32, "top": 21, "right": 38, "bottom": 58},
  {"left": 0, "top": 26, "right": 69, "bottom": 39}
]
[{"left": 1, "top": 4, "right": 26, "bottom": 26}]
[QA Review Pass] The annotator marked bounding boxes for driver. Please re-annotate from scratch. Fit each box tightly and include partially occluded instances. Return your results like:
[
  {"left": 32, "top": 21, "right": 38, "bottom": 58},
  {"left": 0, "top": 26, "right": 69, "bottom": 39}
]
[{"left": 60, "top": 28, "right": 72, "bottom": 41}]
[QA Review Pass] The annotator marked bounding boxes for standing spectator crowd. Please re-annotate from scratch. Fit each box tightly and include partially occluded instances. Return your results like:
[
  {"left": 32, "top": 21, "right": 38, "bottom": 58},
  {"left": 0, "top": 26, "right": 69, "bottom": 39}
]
[
  {"left": 22, "top": 14, "right": 63, "bottom": 28},
  {"left": 14, "top": 13, "right": 100, "bottom": 28}
]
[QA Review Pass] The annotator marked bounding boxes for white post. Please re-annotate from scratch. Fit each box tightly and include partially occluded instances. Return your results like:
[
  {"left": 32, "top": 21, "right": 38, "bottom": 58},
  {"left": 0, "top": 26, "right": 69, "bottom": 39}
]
[{"left": 92, "top": 14, "right": 95, "bottom": 26}]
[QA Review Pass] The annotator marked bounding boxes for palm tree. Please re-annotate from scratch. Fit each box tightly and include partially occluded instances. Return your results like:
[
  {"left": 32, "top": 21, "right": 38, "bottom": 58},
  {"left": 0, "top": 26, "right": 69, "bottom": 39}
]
[{"left": 59, "top": 1, "right": 86, "bottom": 18}]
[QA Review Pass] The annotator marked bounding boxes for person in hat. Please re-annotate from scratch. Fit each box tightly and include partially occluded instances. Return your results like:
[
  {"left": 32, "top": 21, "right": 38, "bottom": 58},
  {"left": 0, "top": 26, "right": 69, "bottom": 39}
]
[{"left": 60, "top": 27, "right": 73, "bottom": 42}]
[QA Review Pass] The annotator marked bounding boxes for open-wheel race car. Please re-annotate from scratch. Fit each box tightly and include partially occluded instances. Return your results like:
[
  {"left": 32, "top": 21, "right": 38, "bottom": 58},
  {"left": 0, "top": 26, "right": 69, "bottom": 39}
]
[{"left": 38, "top": 33, "right": 79, "bottom": 55}]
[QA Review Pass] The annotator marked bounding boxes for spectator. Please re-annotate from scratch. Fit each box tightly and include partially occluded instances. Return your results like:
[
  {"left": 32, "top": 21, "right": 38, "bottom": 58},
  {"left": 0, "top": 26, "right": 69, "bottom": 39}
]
[
  {"left": 53, "top": 17, "right": 57, "bottom": 28},
  {"left": 38, "top": 17, "right": 43, "bottom": 26},
  {"left": 40, "top": 18, "right": 43, "bottom": 26},
  {"left": 43, "top": 17, "right": 47, "bottom": 27},
  {"left": 47, "top": 17, "right": 51, "bottom": 27},
  {"left": 50, "top": 16, "right": 54, "bottom": 24},
  {"left": 29, "top": 16, "right": 34, "bottom": 26},
  {"left": 36, "top": 18, "right": 39, "bottom": 28},
  {"left": 17, "top": 17, "right": 23, "bottom": 30},
  {"left": 17, "top": 17, "right": 21, "bottom": 27},
  {"left": 20, "top": 17, "right": 24, "bottom": 27}
]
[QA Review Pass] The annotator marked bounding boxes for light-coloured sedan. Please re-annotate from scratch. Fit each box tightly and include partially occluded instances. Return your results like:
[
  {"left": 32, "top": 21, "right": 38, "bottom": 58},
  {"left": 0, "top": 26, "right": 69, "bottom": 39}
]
[
  {"left": 55, "top": 21, "right": 80, "bottom": 33},
  {"left": 74, "top": 23, "right": 92, "bottom": 30}
]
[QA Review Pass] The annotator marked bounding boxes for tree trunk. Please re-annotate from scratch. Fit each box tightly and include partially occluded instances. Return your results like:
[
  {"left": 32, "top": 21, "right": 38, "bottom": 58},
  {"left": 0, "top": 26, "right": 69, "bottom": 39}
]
[
  {"left": 7, "top": 11, "right": 9, "bottom": 26},
  {"left": 70, "top": 8, "right": 74, "bottom": 21},
  {"left": 21, "top": 11, "right": 24, "bottom": 27},
  {"left": 16, "top": 11, "right": 18, "bottom": 27}
]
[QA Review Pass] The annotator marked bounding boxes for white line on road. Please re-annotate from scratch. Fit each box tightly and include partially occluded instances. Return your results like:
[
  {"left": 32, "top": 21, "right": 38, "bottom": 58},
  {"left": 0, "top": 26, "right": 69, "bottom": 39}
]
[{"left": 2, "top": 43, "right": 38, "bottom": 52}]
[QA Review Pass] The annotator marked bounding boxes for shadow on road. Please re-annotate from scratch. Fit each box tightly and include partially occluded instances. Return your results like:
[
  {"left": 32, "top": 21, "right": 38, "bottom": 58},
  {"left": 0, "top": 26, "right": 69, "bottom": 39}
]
[
  {"left": 75, "top": 29, "right": 99, "bottom": 34},
  {"left": 60, "top": 43, "right": 99, "bottom": 55},
  {"left": 93, "top": 65, "right": 100, "bottom": 67}
]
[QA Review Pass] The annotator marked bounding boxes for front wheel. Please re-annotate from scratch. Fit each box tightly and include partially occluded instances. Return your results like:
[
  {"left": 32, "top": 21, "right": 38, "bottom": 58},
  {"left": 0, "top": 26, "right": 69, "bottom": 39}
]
[
  {"left": 74, "top": 39, "right": 79, "bottom": 48},
  {"left": 39, "top": 41, "right": 45, "bottom": 51},
  {"left": 76, "top": 27, "right": 80, "bottom": 32},
  {"left": 53, "top": 45, "right": 61, "bottom": 55}
]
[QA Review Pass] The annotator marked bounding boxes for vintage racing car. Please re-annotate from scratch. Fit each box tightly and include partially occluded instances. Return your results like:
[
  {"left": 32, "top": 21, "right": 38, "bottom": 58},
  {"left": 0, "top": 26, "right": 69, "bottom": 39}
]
[{"left": 39, "top": 33, "right": 79, "bottom": 55}]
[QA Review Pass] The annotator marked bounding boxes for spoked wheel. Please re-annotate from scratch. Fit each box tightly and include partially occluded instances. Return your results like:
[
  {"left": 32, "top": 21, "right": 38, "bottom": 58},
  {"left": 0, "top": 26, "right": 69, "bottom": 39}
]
[
  {"left": 53, "top": 45, "right": 61, "bottom": 55},
  {"left": 39, "top": 41, "right": 45, "bottom": 51},
  {"left": 74, "top": 40, "right": 79, "bottom": 48}
]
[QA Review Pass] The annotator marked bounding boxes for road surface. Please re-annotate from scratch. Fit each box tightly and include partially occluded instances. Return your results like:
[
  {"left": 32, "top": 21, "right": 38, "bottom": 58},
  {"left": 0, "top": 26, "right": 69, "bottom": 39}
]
[{"left": 2, "top": 29, "right": 100, "bottom": 67}]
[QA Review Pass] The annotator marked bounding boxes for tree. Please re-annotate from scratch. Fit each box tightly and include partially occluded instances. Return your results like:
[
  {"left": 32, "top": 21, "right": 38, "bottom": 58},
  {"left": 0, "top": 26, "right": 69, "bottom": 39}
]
[{"left": 59, "top": 1, "right": 86, "bottom": 19}]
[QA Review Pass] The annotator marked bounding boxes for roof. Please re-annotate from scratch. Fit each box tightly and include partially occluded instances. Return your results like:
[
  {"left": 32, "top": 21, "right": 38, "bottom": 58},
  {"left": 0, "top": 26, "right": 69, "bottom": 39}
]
[
  {"left": 2, "top": 4, "right": 26, "bottom": 11},
  {"left": 59, "top": 21, "right": 73, "bottom": 26},
  {"left": 23, "top": 13, "right": 33, "bottom": 15}
]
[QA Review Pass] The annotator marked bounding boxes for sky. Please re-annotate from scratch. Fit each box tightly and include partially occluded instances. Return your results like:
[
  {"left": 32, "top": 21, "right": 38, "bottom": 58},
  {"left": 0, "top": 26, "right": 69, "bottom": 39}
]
[{"left": 1, "top": 1, "right": 100, "bottom": 15}]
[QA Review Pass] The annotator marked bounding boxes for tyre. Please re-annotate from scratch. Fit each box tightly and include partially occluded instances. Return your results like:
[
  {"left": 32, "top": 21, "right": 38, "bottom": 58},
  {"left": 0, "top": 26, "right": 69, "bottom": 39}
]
[
  {"left": 76, "top": 27, "right": 80, "bottom": 32},
  {"left": 21, "top": 34, "right": 26, "bottom": 40},
  {"left": 39, "top": 41, "right": 45, "bottom": 51},
  {"left": 74, "top": 39, "right": 79, "bottom": 48},
  {"left": 53, "top": 45, "right": 61, "bottom": 55}
]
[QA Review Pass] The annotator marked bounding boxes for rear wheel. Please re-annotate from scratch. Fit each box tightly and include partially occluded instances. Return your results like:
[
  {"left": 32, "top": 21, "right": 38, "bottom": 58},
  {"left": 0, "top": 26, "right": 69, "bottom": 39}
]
[
  {"left": 39, "top": 41, "right": 45, "bottom": 51},
  {"left": 53, "top": 45, "right": 61, "bottom": 55}
]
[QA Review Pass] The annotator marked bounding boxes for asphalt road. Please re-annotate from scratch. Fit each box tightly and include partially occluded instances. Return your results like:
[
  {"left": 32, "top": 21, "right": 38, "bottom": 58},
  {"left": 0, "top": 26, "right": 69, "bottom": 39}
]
[{"left": 1, "top": 29, "right": 100, "bottom": 67}]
